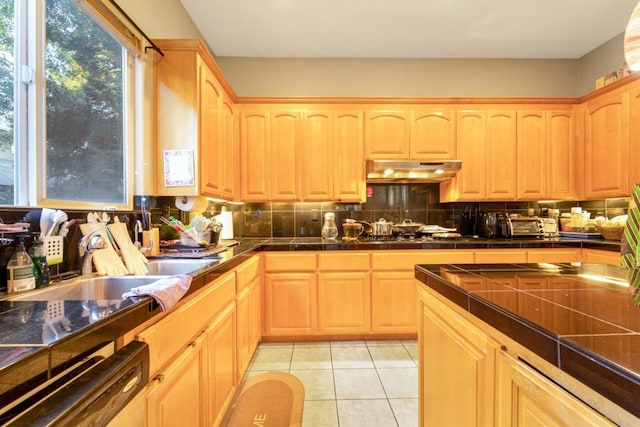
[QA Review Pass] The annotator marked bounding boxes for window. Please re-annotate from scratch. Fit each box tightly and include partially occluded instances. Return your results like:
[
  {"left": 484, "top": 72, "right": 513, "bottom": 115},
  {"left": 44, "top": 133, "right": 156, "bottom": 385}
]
[
  {"left": 0, "top": 0, "right": 137, "bottom": 208},
  {"left": 0, "top": 0, "right": 15, "bottom": 204}
]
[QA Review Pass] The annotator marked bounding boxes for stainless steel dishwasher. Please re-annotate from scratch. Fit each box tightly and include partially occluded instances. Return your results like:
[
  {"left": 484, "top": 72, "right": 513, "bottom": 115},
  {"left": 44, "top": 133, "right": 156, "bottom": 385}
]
[{"left": 0, "top": 340, "right": 149, "bottom": 426}]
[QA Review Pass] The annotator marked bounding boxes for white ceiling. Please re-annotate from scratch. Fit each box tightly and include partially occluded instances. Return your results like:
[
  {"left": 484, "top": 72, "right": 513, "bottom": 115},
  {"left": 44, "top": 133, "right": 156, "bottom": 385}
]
[{"left": 179, "top": 0, "right": 639, "bottom": 59}]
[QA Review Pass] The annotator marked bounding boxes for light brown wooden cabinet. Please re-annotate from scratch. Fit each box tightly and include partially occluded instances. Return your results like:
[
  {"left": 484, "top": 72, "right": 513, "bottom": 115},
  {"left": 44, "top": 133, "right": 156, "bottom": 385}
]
[
  {"left": 136, "top": 267, "right": 243, "bottom": 427},
  {"left": 301, "top": 110, "right": 365, "bottom": 202},
  {"left": 206, "top": 303, "right": 236, "bottom": 426},
  {"left": 496, "top": 351, "right": 615, "bottom": 426},
  {"left": 146, "top": 332, "right": 207, "bottom": 427},
  {"left": 154, "top": 40, "right": 236, "bottom": 200},
  {"left": 365, "top": 110, "right": 410, "bottom": 159},
  {"left": 418, "top": 286, "right": 496, "bottom": 427},
  {"left": 584, "top": 87, "right": 630, "bottom": 198},
  {"left": 491, "top": 107, "right": 577, "bottom": 202},
  {"left": 318, "top": 272, "right": 371, "bottom": 334},
  {"left": 441, "top": 109, "right": 516, "bottom": 201},
  {"left": 235, "top": 255, "right": 261, "bottom": 379},
  {"left": 581, "top": 248, "right": 621, "bottom": 266},
  {"left": 410, "top": 108, "right": 457, "bottom": 159},
  {"left": 240, "top": 107, "right": 300, "bottom": 201}
]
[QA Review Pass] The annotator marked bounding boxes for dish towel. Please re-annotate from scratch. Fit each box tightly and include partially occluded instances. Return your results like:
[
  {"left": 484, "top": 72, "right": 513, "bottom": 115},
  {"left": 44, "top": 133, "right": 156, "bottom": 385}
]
[
  {"left": 620, "top": 184, "right": 640, "bottom": 305},
  {"left": 122, "top": 274, "right": 192, "bottom": 311}
]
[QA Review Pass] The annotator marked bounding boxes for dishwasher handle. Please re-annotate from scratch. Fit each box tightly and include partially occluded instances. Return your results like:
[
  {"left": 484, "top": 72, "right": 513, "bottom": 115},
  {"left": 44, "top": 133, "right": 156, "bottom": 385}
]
[{"left": 7, "top": 341, "right": 149, "bottom": 426}]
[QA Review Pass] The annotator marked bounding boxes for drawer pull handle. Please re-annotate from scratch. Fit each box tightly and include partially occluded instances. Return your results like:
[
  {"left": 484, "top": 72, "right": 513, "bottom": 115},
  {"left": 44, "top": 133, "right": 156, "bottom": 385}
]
[
  {"left": 153, "top": 374, "right": 165, "bottom": 383},
  {"left": 188, "top": 341, "right": 197, "bottom": 348}
]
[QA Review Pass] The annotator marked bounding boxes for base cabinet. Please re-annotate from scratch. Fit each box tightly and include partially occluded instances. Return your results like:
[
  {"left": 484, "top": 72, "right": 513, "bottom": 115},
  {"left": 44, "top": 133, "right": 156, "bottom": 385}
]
[
  {"left": 418, "top": 286, "right": 495, "bottom": 427},
  {"left": 146, "top": 333, "right": 207, "bottom": 426},
  {"left": 418, "top": 285, "right": 617, "bottom": 427},
  {"left": 496, "top": 351, "right": 615, "bottom": 427},
  {"left": 372, "top": 271, "right": 417, "bottom": 333},
  {"left": 318, "top": 272, "right": 371, "bottom": 333},
  {"left": 206, "top": 304, "right": 236, "bottom": 426}
]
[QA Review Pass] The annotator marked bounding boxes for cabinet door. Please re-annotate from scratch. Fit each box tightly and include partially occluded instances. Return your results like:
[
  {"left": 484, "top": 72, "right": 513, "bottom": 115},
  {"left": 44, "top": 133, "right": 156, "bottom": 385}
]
[
  {"left": 334, "top": 111, "right": 365, "bottom": 202},
  {"left": 318, "top": 272, "right": 371, "bottom": 334},
  {"left": 219, "top": 96, "right": 238, "bottom": 200},
  {"left": 364, "top": 110, "right": 410, "bottom": 159},
  {"left": 487, "top": 110, "right": 516, "bottom": 200},
  {"left": 154, "top": 50, "right": 199, "bottom": 196},
  {"left": 410, "top": 109, "right": 456, "bottom": 159},
  {"left": 517, "top": 111, "right": 547, "bottom": 200},
  {"left": 270, "top": 110, "right": 300, "bottom": 200},
  {"left": 496, "top": 351, "right": 615, "bottom": 427},
  {"left": 236, "top": 274, "right": 261, "bottom": 379},
  {"left": 240, "top": 110, "right": 270, "bottom": 200},
  {"left": 264, "top": 273, "right": 316, "bottom": 336},
  {"left": 630, "top": 83, "right": 640, "bottom": 188},
  {"left": 548, "top": 110, "right": 577, "bottom": 200},
  {"left": 371, "top": 272, "right": 417, "bottom": 333},
  {"left": 146, "top": 334, "right": 206, "bottom": 427},
  {"left": 199, "top": 64, "right": 222, "bottom": 197},
  {"left": 584, "top": 91, "right": 630, "bottom": 198},
  {"left": 418, "top": 287, "right": 495, "bottom": 427},
  {"left": 452, "top": 111, "right": 487, "bottom": 200},
  {"left": 206, "top": 303, "right": 236, "bottom": 426},
  {"left": 301, "top": 111, "right": 333, "bottom": 201}
]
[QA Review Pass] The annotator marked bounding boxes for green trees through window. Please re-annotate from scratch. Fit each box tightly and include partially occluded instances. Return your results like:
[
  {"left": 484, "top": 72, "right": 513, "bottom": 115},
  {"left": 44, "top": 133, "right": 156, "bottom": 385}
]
[
  {"left": 0, "top": 0, "right": 128, "bottom": 206},
  {"left": 45, "top": 0, "right": 126, "bottom": 203}
]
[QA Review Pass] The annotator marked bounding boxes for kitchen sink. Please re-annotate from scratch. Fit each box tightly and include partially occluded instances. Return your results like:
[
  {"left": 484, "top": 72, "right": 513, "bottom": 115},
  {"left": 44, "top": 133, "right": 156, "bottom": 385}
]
[
  {"left": 144, "top": 258, "right": 220, "bottom": 276},
  {"left": 4, "top": 275, "right": 168, "bottom": 301}
]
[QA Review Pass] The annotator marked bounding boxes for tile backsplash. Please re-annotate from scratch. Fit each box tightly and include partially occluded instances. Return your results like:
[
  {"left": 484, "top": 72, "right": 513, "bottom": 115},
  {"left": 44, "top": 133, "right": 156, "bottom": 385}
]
[{"left": 186, "top": 184, "right": 629, "bottom": 239}]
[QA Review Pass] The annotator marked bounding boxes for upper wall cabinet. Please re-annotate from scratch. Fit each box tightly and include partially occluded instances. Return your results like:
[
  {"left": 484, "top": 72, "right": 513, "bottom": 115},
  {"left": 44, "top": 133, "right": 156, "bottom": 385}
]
[
  {"left": 517, "top": 109, "right": 577, "bottom": 200},
  {"left": 627, "top": 81, "right": 640, "bottom": 188},
  {"left": 584, "top": 87, "right": 630, "bottom": 198},
  {"left": 240, "top": 107, "right": 300, "bottom": 202},
  {"left": 301, "top": 110, "right": 365, "bottom": 202},
  {"left": 364, "top": 110, "right": 410, "bottom": 159},
  {"left": 364, "top": 108, "right": 456, "bottom": 160},
  {"left": 440, "top": 109, "right": 516, "bottom": 202},
  {"left": 410, "top": 108, "right": 456, "bottom": 160},
  {"left": 154, "top": 40, "right": 237, "bottom": 200}
]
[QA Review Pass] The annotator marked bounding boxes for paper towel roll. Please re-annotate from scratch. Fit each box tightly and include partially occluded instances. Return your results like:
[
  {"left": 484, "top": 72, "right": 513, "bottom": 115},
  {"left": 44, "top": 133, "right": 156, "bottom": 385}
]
[
  {"left": 175, "top": 196, "right": 208, "bottom": 213},
  {"left": 215, "top": 207, "right": 234, "bottom": 240}
]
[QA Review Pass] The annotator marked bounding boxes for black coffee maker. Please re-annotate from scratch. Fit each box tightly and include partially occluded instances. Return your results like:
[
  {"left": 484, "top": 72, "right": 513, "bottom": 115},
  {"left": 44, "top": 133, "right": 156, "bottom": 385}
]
[
  {"left": 458, "top": 206, "right": 477, "bottom": 236},
  {"left": 476, "top": 212, "right": 508, "bottom": 238}
]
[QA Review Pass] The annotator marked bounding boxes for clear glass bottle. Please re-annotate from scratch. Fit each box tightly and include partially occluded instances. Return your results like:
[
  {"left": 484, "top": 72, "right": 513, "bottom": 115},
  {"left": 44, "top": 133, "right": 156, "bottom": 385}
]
[
  {"left": 7, "top": 237, "right": 36, "bottom": 293},
  {"left": 321, "top": 212, "right": 338, "bottom": 239}
]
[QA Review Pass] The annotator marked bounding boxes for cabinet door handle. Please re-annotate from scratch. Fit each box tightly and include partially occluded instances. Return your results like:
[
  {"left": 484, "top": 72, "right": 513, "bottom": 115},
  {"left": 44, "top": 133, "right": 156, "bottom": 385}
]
[
  {"left": 188, "top": 341, "right": 197, "bottom": 348},
  {"left": 153, "top": 374, "right": 165, "bottom": 383}
]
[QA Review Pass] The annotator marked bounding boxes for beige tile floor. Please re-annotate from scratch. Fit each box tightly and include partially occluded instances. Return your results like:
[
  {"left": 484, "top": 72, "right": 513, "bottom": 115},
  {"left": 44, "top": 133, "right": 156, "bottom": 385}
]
[{"left": 244, "top": 340, "right": 418, "bottom": 427}]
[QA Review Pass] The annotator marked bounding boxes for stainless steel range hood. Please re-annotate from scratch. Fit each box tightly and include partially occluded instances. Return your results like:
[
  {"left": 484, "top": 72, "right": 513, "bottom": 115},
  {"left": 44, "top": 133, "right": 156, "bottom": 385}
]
[{"left": 366, "top": 160, "right": 462, "bottom": 183}]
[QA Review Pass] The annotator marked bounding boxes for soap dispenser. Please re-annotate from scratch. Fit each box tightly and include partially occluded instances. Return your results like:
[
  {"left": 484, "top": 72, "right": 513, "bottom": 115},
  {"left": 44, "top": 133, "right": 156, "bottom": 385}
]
[{"left": 7, "top": 236, "right": 36, "bottom": 293}]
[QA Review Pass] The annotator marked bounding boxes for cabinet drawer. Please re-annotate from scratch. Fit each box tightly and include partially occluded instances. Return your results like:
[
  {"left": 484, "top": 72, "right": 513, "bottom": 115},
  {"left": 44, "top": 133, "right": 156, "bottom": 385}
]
[
  {"left": 581, "top": 248, "right": 620, "bottom": 266},
  {"left": 264, "top": 253, "right": 316, "bottom": 272},
  {"left": 318, "top": 252, "right": 370, "bottom": 270},
  {"left": 137, "top": 271, "right": 236, "bottom": 376},
  {"left": 527, "top": 248, "right": 581, "bottom": 263},
  {"left": 236, "top": 255, "right": 260, "bottom": 291},
  {"left": 372, "top": 250, "right": 474, "bottom": 270},
  {"left": 475, "top": 249, "right": 527, "bottom": 264}
]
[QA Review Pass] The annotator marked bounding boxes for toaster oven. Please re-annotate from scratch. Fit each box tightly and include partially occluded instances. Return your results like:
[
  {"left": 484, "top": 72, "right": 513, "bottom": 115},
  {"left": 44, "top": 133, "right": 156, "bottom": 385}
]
[{"left": 506, "top": 217, "right": 545, "bottom": 238}]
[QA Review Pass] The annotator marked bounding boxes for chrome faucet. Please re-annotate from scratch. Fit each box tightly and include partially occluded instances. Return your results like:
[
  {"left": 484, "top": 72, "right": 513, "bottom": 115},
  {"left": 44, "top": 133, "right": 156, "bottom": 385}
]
[
  {"left": 133, "top": 220, "right": 154, "bottom": 254},
  {"left": 78, "top": 230, "right": 108, "bottom": 275}
]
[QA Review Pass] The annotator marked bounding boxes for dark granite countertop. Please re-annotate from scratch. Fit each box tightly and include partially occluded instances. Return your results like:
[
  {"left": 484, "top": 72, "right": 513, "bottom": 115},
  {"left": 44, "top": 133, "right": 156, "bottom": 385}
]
[
  {"left": 415, "top": 262, "right": 640, "bottom": 419},
  {"left": 0, "top": 236, "right": 622, "bottom": 409},
  {"left": 258, "top": 236, "right": 621, "bottom": 251}
]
